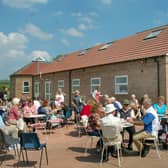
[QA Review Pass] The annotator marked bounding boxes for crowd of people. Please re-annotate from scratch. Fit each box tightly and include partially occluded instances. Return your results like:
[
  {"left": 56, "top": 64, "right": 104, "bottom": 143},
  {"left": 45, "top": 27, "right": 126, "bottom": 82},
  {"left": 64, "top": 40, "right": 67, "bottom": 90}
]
[{"left": 0, "top": 86, "right": 168, "bottom": 162}]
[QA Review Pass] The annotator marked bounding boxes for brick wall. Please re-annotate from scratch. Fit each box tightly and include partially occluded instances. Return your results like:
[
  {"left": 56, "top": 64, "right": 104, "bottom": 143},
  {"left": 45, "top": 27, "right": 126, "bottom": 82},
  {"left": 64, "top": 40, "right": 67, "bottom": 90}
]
[
  {"left": 32, "top": 56, "right": 166, "bottom": 105},
  {"left": 11, "top": 76, "right": 33, "bottom": 99}
]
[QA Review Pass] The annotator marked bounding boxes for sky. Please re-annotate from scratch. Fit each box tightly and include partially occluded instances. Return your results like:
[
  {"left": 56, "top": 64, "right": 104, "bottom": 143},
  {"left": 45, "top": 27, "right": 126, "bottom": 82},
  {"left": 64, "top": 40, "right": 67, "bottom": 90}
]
[{"left": 0, "top": 0, "right": 168, "bottom": 80}]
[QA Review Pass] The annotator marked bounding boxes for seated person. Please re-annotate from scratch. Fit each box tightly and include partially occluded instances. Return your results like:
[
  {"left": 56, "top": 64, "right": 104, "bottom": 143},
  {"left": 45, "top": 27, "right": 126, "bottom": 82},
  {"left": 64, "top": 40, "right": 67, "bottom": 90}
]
[
  {"left": 119, "top": 99, "right": 136, "bottom": 150},
  {"left": 128, "top": 98, "right": 160, "bottom": 157},
  {"left": 23, "top": 99, "right": 37, "bottom": 125},
  {"left": 80, "top": 99, "right": 95, "bottom": 128},
  {"left": 153, "top": 96, "right": 167, "bottom": 119},
  {"left": 100, "top": 104, "right": 122, "bottom": 161},
  {"left": 46, "top": 102, "right": 63, "bottom": 129},
  {"left": 38, "top": 100, "right": 50, "bottom": 116},
  {"left": 87, "top": 103, "right": 104, "bottom": 136},
  {"left": 0, "top": 115, "right": 19, "bottom": 144},
  {"left": 8, "top": 97, "right": 25, "bottom": 131}
]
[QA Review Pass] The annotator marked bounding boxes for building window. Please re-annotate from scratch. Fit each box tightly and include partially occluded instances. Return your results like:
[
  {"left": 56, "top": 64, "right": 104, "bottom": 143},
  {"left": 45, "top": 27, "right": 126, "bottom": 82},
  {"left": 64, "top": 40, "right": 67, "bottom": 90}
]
[
  {"left": 144, "top": 29, "right": 163, "bottom": 40},
  {"left": 91, "top": 78, "right": 101, "bottom": 93},
  {"left": 58, "top": 80, "right": 64, "bottom": 91},
  {"left": 72, "top": 79, "right": 80, "bottom": 92},
  {"left": 22, "top": 81, "right": 30, "bottom": 93},
  {"left": 34, "top": 82, "right": 40, "bottom": 98},
  {"left": 45, "top": 81, "right": 51, "bottom": 100},
  {"left": 115, "top": 75, "right": 128, "bottom": 94}
]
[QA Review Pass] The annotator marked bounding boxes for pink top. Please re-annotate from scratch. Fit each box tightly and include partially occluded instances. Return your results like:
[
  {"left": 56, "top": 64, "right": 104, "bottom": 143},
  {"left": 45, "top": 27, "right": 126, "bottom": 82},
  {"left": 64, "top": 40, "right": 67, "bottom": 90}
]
[
  {"left": 8, "top": 105, "right": 20, "bottom": 120},
  {"left": 23, "top": 105, "right": 37, "bottom": 116}
]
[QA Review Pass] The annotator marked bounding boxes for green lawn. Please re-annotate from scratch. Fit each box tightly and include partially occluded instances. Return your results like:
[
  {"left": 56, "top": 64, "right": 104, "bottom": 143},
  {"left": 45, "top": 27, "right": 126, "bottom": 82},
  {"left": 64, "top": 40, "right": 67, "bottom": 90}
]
[{"left": 0, "top": 80, "right": 10, "bottom": 91}]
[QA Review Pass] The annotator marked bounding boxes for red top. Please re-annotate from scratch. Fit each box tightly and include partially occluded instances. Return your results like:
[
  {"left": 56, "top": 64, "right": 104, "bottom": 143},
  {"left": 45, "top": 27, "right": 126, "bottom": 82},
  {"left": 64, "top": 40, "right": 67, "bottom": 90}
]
[
  {"left": 8, "top": 105, "right": 20, "bottom": 120},
  {"left": 80, "top": 105, "right": 91, "bottom": 117}
]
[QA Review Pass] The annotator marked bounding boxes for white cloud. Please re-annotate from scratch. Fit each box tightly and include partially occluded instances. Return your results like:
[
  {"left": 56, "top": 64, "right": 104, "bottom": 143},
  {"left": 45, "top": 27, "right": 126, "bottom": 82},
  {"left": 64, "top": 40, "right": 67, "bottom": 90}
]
[
  {"left": 61, "top": 27, "right": 84, "bottom": 38},
  {"left": 100, "top": 0, "right": 112, "bottom": 5},
  {"left": 30, "top": 50, "right": 52, "bottom": 62},
  {"left": 78, "top": 24, "right": 87, "bottom": 31},
  {"left": 0, "top": 32, "right": 29, "bottom": 79},
  {"left": 0, "top": 32, "right": 27, "bottom": 58},
  {"left": 61, "top": 39, "right": 70, "bottom": 47},
  {"left": 2, "top": 0, "right": 48, "bottom": 8},
  {"left": 23, "top": 23, "right": 54, "bottom": 40}
]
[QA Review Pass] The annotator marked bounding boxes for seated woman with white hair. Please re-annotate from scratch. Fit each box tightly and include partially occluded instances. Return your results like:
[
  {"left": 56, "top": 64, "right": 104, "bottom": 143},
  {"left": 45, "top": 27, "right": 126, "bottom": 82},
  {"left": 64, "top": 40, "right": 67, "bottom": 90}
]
[{"left": 8, "top": 97, "right": 26, "bottom": 131}]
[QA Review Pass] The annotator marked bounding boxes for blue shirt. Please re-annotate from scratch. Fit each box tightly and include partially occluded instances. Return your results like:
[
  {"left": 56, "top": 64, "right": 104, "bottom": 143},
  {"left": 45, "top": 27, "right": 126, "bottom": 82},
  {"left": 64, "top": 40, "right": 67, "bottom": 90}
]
[
  {"left": 153, "top": 103, "right": 167, "bottom": 115},
  {"left": 142, "top": 113, "right": 155, "bottom": 133},
  {"left": 0, "top": 115, "right": 5, "bottom": 129}
]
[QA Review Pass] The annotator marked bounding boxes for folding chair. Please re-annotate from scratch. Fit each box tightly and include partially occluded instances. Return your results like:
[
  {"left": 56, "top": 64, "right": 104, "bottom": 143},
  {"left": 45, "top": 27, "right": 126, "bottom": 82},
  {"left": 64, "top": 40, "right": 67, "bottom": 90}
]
[
  {"left": 100, "top": 125, "right": 122, "bottom": 167},
  {"left": 18, "top": 132, "right": 48, "bottom": 168}
]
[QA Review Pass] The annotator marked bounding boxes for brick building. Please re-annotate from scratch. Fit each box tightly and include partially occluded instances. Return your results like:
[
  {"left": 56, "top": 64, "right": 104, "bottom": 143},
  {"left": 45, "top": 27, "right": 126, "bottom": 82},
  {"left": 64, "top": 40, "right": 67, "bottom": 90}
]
[{"left": 10, "top": 24, "right": 168, "bottom": 104}]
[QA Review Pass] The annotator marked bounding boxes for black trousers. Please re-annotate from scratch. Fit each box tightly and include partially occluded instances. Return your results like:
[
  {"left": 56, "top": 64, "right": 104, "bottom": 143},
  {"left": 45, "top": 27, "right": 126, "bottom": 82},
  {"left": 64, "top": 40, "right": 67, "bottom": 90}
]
[{"left": 123, "top": 126, "right": 135, "bottom": 148}]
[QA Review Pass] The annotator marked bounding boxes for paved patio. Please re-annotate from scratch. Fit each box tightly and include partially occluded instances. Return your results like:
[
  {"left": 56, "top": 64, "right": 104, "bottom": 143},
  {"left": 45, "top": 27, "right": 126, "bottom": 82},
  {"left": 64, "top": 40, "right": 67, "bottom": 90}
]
[{"left": 1, "top": 125, "right": 168, "bottom": 168}]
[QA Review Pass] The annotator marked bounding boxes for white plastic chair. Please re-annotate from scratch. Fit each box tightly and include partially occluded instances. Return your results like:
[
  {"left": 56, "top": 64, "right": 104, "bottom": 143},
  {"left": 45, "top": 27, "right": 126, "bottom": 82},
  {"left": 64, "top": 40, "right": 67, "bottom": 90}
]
[
  {"left": 100, "top": 125, "right": 122, "bottom": 167},
  {"left": 142, "top": 134, "right": 161, "bottom": 159},
  {"left": 140, "top": 125, "right": 161, "bottom": 159}
]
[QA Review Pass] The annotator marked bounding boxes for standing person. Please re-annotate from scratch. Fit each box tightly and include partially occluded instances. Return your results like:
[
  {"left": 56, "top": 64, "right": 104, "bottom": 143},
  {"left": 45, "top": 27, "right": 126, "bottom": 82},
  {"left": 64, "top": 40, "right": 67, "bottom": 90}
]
[
  {"left": 92, "top": 86, "right": 102, "bottom": 103},
  {"left": 55, "top": 88, "right": 64, "bottom": 108},
  {"left": 119, "top": 99, "right": 136, "bottom": 150},
  {"left": 72, "top": 90, "right": 84, "bottom": 114},
  {"left": 128, "top": 98, "right": 160, "bottom": 157}
]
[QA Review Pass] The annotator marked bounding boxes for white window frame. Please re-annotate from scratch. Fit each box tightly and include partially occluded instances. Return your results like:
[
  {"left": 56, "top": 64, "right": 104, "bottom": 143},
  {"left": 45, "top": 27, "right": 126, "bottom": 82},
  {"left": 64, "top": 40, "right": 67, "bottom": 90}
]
[
  {"left": 90, "top": 77, "right": 101, "bottom": 93},
  {"left": 34, "top": 81, "right": 40, "bottom": 98},
  {"left": 22, "top": 81, "right": 30, "bottom": 93},
  {"left": 72, "top": 79, "right": 80, "bottom": 92},
  {"left": 45, "top": 81, "right": 51, "bottom": 100},
  {"left": 57, "top": 80, "right": 64, "bottom": 90},
  {"left": 115, "top": 75, "right": 128, "bottom": 95}
]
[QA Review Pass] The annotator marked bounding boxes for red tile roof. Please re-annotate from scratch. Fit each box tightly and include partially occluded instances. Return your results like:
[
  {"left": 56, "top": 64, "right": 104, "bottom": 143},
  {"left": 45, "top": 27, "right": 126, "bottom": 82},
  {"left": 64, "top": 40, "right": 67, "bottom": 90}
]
[
  {"left": 12, "top": 24, "right": 168, "bottom": 76},
  {"left": 11, "top": 61, "right": 48, "bottom": 76}
]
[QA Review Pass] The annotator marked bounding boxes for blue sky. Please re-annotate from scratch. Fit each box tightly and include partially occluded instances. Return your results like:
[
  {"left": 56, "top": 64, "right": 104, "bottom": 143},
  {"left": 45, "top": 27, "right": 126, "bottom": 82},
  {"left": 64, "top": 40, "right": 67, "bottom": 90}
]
[{"left": 0, "top": 0, "right": 168, "bottom": 79}]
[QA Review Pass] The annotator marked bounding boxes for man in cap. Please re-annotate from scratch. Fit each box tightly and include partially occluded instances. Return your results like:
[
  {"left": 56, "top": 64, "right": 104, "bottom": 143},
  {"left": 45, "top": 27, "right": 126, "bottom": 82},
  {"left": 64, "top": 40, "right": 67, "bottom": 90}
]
[{"left": 119, "top": 99, "right": 136, "bottom": 150}]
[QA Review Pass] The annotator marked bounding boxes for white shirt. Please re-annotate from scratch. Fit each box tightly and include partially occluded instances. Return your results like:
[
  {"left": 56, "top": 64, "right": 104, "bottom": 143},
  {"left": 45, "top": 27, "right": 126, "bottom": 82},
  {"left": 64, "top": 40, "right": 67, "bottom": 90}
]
[{"left": 100, "top": 114, "right": 122, "bottom": 132}]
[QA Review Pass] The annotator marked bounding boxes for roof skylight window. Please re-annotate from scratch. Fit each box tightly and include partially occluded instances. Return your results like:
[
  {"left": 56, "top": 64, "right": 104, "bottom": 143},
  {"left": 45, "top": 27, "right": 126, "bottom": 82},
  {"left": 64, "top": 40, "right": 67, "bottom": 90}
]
[
  {"left": 98, "top": 42, "right": 113, "bottom": 51},
  {"left": 144, "top": 29, "right": 163, "bottom": 40},
  {"left": 78, "top": 48, "right": 90, "bottom": 56}
]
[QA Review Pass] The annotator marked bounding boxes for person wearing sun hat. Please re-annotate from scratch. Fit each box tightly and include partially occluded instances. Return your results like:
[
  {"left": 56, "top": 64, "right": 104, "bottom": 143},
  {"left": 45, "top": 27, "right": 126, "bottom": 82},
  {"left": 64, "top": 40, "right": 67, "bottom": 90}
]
[
  {"left": 100, "top": 104, "right": 122, "bottom": 161},
  {"left": 100, "top": 104, "right": 122, "bottom": 138}
]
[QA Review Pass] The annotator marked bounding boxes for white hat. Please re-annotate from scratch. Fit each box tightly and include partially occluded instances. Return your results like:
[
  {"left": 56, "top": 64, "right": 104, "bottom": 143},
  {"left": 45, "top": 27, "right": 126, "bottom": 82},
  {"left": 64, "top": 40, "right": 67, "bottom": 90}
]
[
  {"left": 105, "top": 104, "right": 116, "bottom": 114},
  {"left": 12, "top": 97, "right": 20, "bottom": 105}
]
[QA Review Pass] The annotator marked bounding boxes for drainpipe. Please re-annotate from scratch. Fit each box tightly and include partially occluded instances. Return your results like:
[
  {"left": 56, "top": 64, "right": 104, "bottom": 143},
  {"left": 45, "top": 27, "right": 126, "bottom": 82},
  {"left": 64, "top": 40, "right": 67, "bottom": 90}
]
[
  {"left": 155, "top": 57, "right": 160, "bottom": 97},
  {"left": 69, "top": 70, "right": 72, "bottom": 106}
]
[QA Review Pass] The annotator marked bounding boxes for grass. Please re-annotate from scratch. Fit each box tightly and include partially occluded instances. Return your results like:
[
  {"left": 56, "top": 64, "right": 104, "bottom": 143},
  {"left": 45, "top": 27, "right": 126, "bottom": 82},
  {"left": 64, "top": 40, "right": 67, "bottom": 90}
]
[{"left": 0, "top": 80, "right": 10, "bottom": 91}]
